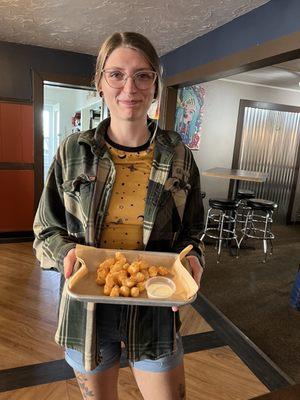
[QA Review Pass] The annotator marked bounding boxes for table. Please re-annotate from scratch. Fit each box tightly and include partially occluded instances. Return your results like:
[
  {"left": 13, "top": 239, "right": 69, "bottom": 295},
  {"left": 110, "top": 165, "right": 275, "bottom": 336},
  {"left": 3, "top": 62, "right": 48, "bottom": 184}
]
[
  {"left": 202, "top": 168, "right": 269, "bottom": 254},
  {"left": 249, "top": 383, "right": 300, "bottom": 399},
  {"left": 202, "top": 167, "right": 269, "bottom": 199}
]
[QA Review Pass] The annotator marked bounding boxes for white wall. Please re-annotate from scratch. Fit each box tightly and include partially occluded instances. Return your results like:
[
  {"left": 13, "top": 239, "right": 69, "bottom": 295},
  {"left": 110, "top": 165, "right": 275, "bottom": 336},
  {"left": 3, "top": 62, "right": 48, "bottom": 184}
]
[
  {"left": 44, "top": 86, "right": 101, "bottom": 140},
  {"left": 194, "top": 79, "right": 300, "bottom": 217}
]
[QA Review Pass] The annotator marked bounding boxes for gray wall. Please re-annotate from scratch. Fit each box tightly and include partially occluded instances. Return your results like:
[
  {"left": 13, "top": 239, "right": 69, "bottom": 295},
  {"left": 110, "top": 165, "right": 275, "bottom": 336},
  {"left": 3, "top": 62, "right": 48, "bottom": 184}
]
[
  {"left": 0, "top": 41, "right": 96, "bottom": 101},
  {"left": 194, "top": 78, "right": 300, "bottom": 217}
]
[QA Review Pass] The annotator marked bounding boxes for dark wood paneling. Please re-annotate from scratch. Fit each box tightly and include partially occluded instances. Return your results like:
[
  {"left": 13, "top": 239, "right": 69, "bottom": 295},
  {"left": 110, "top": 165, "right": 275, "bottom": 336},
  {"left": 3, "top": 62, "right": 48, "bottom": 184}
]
[
  {"left": 0, "top": 103, "right": 34, "bottom": 163},
  {"left": 0, "top": 170, "right": 34, "bottom": 232},
  {"left": 228, "top": 100, "right": 247, "bottom": 198},
  {"left": 43, "top": 73, "right": 93, "bottom": 89},
  {"left": 32, "top": 70, "right": 44, "bottom": 211},
  {"left": 0, "top": 231, "right": 34, "bottom": 243},
  {"left": 0, "top": 163, "right": 33, "bottom": 170},
  {"left": 162, "top": 86, "right": 178, "bottom": 131},
  {"left": 0, "top": 98, "right": 32, "bottom": 105}
]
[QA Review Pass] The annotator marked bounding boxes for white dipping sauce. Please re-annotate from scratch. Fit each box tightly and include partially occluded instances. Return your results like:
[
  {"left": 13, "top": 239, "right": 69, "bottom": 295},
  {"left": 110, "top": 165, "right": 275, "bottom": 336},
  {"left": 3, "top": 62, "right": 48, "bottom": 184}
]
[{"left": 147, "top": 283, "right": 174, "bottom": 298}]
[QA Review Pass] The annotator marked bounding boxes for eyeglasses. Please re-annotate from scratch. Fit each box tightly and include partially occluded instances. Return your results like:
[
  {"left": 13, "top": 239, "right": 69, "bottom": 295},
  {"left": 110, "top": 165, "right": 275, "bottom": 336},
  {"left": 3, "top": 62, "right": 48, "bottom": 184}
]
[{"left": 101, "top": 69, "right": 157, "bottom": 90}]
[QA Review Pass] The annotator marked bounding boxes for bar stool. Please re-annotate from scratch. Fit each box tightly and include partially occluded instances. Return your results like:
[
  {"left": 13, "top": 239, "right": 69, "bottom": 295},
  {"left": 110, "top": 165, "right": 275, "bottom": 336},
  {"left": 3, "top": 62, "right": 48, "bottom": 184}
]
[
  {"left": 239, "top": 198, "right": 278, "bottom": 263},
  {"left": 201, "top": 198, "right": 239, "bottom": 263},
  {"left": 235, "top": 188, "right": 255, "bottom": 223}
]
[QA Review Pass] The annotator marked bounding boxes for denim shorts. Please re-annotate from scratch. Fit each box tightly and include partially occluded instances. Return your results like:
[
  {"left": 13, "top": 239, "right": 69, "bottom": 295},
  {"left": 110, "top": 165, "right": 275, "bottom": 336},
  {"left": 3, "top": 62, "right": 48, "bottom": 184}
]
[{"left": 65, "top": 304, "right": 183, "bottom": 374}]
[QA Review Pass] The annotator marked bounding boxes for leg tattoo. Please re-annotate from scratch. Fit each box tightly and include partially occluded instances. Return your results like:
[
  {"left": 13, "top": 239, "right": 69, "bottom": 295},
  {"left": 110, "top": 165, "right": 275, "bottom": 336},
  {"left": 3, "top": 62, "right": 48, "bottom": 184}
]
[
  {"left": 178, "top": 383, "right": 186, "bottom": 400},
  {"left": 76, "top": 372, "right": 95, "bottom": 399}
]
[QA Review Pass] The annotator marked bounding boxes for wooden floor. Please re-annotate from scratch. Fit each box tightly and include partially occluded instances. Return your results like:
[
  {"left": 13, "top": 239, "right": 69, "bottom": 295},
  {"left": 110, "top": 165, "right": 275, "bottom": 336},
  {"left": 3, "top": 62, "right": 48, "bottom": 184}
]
[{"left": 0, "top": 242, "right": 280, "bottom": 399}]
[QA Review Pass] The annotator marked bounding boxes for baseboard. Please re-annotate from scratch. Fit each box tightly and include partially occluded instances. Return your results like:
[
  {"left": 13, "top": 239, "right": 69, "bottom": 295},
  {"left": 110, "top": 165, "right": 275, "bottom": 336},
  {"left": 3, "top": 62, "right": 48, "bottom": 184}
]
[{"left": 0, "top": 231, "right": 34, "bottom": 243}]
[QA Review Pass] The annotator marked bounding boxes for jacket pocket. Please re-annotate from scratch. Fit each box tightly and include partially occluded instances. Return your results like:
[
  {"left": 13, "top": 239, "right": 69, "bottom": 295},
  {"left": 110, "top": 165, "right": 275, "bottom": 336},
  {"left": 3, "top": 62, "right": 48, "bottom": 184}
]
[
  {"left": 61, "top": 174, "right": 96, "bottom": 232},
  {"left": 61, "top": 174, "right": 96, "bottom": 196},
  {"left": 163, "top": 177, "right": 190, "bottom": 221}
]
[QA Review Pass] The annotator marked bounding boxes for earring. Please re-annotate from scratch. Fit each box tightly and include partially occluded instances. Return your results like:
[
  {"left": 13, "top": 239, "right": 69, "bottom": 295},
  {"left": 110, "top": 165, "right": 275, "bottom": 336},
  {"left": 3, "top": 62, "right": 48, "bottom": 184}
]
[{"left": 99, "top": 91, "right": 103, "bottom": 97}]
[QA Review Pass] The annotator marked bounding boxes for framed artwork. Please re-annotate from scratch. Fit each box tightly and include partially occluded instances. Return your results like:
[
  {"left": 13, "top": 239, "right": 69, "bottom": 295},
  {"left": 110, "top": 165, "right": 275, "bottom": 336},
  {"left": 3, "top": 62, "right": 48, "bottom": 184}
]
[
  {"left": 148, "top": 99, "right": 159, "bottom": 120},
  {"left": 174, "top": 84, "right": 205, "bottom": 150}
]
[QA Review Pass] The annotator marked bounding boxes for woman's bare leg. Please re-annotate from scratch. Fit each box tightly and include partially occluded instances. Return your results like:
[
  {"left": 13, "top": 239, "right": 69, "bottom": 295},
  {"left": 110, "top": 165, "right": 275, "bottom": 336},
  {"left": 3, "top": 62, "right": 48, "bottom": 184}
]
[
  {"left": 75, "top": 362, "right": 120, "bottom": 400},
  {"left": 131, "top": 362, "right": 185, "bottom": 400}
]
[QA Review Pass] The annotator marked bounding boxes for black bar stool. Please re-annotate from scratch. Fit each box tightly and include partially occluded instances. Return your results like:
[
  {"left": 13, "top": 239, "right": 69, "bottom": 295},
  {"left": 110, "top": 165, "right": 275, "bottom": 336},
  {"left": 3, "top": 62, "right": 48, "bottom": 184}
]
[
  {"left": 201, "top": 198, "right": 239, "bottom": 263},
  {"left": 235, "top": 189, "right": 255, "bottom": 223},
  {"left": 239, "top": 198, "right": 278, "bottom": 263}
]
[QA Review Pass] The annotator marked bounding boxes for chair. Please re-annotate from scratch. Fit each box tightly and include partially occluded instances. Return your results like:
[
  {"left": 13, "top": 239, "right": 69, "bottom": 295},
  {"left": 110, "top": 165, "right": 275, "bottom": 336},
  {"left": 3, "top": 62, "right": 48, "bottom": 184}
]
[
  {"left": 235, "top": 188, "right": 255, "bottom": 223},
  {"left": 239, "top": 198, "right": 277, "bottom": 263},
  {"left": 201, "top": 198, "right": 239, "bottom": 263}
]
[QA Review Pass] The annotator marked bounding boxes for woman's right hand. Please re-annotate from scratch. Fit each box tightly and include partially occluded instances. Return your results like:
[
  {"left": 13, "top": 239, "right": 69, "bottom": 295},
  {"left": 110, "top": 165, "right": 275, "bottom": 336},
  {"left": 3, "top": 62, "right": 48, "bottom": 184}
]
[{"left": 63, "top": 248, "right": 77, "bottom": 278}]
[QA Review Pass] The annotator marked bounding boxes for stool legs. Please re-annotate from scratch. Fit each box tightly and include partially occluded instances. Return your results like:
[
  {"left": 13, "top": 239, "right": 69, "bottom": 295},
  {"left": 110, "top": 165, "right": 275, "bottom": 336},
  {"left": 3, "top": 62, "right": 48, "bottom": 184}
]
[
  {"left": 201, "top": 208, "right": 239, "bottom": 263},
  {"left": 200, "top": 208, "right": 211, "bottom": 243},
  {"left": 262, "top": 211, "right": 275, "bottom": 263},
  {"left": 263, "top": 212, "right": 269, "bottom": 263},
  {"left": 239, "top": 209, "right": 275, "bottom": 263},
  {"left": 217, "top": 213, "right": 225, "bottom": 263}
]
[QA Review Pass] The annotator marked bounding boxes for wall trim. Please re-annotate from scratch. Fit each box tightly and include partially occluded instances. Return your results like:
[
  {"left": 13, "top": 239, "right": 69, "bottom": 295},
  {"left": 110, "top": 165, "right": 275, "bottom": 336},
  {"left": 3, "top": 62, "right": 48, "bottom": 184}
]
[
  {"left": 0, "top": 163, "right": 34, "bottom": 170},
  {"left": 32, "top": 70, "right": 94, "bottom": 211},
  {"left": 165, "top": 31, "right": 300, "bottom": 88},
  {"left": 0, "top": 97, "right": 32, "bottom": 105},
  {"left": 0, "top": 231, "right": 34, "bottom": 243}
]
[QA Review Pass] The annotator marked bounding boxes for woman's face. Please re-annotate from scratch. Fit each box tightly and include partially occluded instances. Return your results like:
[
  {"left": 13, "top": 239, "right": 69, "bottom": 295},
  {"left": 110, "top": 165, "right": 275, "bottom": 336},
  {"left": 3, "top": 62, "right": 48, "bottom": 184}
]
[{"left": 99, "top": 46, "right": 156, "bottom": 123}]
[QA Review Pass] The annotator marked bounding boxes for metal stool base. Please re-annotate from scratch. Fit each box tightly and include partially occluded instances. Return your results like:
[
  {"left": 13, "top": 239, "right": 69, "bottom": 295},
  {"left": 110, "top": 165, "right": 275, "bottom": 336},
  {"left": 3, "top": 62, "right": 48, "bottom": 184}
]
[
  {"left": 239, "top": 209, "right": 275, "bottom": 263},
  {"left": 201, "top": 207, "right": 239, "bottom": 263}
]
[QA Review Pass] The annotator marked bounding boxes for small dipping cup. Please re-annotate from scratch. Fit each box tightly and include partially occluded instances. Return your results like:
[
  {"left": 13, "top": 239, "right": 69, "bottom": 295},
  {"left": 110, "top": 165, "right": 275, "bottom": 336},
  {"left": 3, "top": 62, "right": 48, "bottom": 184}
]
[{"left": 145, "top": 277, "right": 176, "bottom": 299}]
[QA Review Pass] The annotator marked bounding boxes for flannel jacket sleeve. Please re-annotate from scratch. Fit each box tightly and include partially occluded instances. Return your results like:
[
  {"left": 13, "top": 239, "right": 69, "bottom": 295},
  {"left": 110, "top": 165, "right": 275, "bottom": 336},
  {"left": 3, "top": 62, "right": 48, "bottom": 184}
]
[
  {"left": 33, "top": 153, "right": 77, "bottom": 273},
  {"left": 172, "top": 157, "right": 205, "bottom": 268}
]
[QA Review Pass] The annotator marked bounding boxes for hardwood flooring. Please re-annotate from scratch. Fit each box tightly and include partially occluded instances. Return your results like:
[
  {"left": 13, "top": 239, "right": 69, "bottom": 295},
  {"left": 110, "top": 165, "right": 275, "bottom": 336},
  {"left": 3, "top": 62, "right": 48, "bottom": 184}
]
[
  {"left": 0, "top": 243, "right": 63, "bottom": 369},
  {"left": 0, "top": 242, "right": 290, "bottom": 399},
  {"left": 0, "top": 349, "right": 269, "bottom": 400}
]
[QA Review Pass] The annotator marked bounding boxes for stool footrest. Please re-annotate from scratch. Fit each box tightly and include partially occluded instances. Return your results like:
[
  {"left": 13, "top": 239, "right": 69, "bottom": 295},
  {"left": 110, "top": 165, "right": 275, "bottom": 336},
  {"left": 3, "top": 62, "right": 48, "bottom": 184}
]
[
  {"left": 203, "top": 228, "right": 238, "bottom": 241},
  {"left": 241, "top": 227, "right": 275, "bottom": 240}
]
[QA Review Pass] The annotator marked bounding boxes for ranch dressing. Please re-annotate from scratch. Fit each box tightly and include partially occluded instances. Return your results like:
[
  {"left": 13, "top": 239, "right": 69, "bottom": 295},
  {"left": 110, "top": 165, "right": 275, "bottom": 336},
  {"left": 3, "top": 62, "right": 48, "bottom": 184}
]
[{"left": 147, "top": 282, "right": 174, "bottom": 298}]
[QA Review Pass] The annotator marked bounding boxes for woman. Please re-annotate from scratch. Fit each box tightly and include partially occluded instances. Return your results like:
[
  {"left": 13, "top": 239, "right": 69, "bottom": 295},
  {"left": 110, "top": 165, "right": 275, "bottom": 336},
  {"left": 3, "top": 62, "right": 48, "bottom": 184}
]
[{"left": 33, "top": 32, "right": 205, "bottom": 400}]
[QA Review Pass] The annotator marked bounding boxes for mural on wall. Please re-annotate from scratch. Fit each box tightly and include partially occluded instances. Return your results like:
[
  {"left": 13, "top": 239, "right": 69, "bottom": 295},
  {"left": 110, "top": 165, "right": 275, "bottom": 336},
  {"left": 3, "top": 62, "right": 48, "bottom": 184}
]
[
  {"left": 148, "top": 99, "right": 159, "bottom": 120},
  {"left": 174, "top": 84, "right": 205, "bottom": 150}
]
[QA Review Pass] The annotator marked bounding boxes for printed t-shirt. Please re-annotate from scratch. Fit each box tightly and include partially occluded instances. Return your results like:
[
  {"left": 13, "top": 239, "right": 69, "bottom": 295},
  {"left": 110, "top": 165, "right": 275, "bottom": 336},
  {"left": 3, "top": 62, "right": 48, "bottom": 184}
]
[{"left": 99, "top": 136, "right": 154, "bottom": 250}]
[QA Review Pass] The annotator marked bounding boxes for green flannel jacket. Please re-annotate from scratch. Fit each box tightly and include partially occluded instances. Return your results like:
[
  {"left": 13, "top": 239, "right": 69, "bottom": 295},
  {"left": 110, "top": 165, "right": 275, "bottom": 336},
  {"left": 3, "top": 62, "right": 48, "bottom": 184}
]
[{"left": 33, "top": 117, "right": 204, "bottom": 371}]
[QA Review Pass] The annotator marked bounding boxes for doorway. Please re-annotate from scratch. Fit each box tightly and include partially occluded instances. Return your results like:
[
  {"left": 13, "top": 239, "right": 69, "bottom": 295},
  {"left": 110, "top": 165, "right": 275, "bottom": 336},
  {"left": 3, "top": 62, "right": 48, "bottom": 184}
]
[
  {"left": 43, "top": 85, "right": 103, "bottom": 180},
  {"left": 232, "top": 100, "right": 300, "bottom": 224}
]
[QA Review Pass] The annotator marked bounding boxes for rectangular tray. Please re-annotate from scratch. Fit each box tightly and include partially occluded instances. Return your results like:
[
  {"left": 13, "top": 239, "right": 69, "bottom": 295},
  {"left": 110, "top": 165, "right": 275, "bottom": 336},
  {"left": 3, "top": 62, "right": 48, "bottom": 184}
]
[{"left": 66, "top": 244, "right": 198, "bottom": 307}]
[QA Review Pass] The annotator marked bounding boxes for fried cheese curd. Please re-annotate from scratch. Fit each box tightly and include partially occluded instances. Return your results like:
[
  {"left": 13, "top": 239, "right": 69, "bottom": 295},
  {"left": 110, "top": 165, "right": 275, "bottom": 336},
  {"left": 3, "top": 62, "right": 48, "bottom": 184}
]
[{"left": 96, "top": 252, "right": 171, "bottom": 297}]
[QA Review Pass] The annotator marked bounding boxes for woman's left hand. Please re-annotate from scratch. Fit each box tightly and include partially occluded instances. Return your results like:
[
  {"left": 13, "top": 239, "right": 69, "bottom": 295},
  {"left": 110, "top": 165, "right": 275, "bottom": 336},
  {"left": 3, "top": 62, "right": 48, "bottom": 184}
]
[{"left": 172, "top": 255, "right": 204, "bottom": 312}]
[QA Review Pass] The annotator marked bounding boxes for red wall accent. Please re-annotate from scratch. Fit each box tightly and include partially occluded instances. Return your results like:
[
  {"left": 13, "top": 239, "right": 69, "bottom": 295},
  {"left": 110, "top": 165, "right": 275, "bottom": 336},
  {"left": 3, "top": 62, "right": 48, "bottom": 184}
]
[
  {"left": 0, "top": 170, "right": 34, "bottom": 232},
  {"left": 0, "top": 102, "right": 34, "bottom": 233},
  {"left": 0, "top": 103, "right": 34, "bottom": 163}
]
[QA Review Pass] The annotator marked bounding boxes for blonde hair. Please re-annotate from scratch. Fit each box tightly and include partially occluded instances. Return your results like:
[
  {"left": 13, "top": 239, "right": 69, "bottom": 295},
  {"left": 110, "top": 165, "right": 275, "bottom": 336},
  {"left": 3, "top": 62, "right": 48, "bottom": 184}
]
[{"left": 94, "top": 32, "right": 163, "bottom": 101}]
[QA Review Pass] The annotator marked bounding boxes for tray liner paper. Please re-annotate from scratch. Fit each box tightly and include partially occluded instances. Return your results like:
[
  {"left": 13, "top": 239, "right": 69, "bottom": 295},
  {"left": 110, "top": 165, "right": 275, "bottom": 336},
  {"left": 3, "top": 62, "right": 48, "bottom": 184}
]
[{"left": 67, "top": 244, "right": 198, "bottom": 306}]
